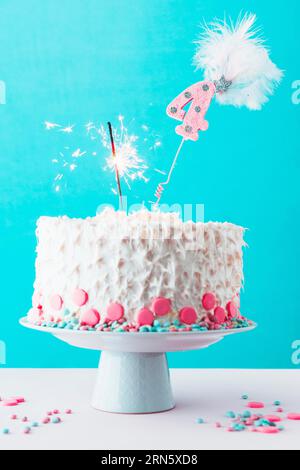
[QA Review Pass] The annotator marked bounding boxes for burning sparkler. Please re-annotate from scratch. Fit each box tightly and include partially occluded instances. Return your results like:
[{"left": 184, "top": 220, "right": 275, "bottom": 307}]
[
  {"left": 98, "top": 116, "right": 149, "bottom": 190},
  {"left": 107, "top": 121, "right": 123, "bottom": 210},
  {"left": 45, "top": 116, "right": 158, "bottom": 197}
]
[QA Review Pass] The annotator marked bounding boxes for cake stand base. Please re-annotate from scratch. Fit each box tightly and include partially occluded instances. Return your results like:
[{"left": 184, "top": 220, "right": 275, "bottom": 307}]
[
  {"left": 20, "top": 317, "right": 256, "bottom": 414},
  {"left": 92, "top": 351, "right": 174, "bottom": 413}
]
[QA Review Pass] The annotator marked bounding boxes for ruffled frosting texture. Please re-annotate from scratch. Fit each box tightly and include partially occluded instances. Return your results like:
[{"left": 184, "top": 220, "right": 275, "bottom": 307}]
[{"left": 29, "top": 208, "right": 246, "bottom": 323}]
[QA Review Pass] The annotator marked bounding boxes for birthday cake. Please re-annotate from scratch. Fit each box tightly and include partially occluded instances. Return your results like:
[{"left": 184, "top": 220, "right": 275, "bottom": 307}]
[{"left": 27, "top": 208, "right": 252, "bottom": 332}]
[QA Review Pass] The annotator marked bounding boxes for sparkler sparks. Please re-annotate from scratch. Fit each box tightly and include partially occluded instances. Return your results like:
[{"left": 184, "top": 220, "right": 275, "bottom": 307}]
[
  {"left": 60, "top": 125, "right": 75, "bottom": 134},
  {"left": 45, "top": 117, "right": 161, "bottom": 197},
  {"left": 45, "top": 121, "right": 61, "bottom": 130},
  {"left": 98, "top": 116, "right": 149, "bottom": 190},
  {"left": 72, "top": 148, "right": 86, "bottom": 158}
]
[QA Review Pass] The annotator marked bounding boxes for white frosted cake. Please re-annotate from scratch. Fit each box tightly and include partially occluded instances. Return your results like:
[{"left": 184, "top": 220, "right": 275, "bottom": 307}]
[{"left": 28, "top": 208, "right": 250, "bottom": 332}]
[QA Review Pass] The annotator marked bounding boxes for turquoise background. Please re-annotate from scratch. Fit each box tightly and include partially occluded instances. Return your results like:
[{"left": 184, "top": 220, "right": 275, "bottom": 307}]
[{"left": 0, "top": 0, "right": 299, "bottom": 368}]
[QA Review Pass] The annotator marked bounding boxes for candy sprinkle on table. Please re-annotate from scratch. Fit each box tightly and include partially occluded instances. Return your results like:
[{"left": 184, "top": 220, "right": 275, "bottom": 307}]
[
  {"left": 195, "top": 418, "right": 205, "bottom": 424},
  {"left": 287, "top": 413, "right": 300, "bottom": 420},
  {"left": 247, "top": 401, "right": 265, "bottom": 409},
  {"left": 51, "top": 416, "right": 61, "bottom": 424}
]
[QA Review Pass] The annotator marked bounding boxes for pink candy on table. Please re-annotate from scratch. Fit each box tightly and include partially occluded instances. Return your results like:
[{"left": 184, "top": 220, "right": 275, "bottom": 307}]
[
  {"left": 151, "top": 297, "right": 172, "bottom": 317},
  {"left": 72, "top": 289, "right": 89, "bottom": 307},
  {"left": 2, "top": 399, "right": 19, "bottom": 407},
  {"left": 264, "top": 415, "right": 282, "bottom": 423},
  {"left": 137, "top": 308, "right": 155, "bottom": 326},
  {"left": 11, "top": 396, "right": 25, "bottom": 403},
  {"left": 10, "top": 414, "right": 18, "bottom": 420},
  {"left": 106, "top": 303, "right": 125, "bottom": 321},
  {"left": 80, "top": 309, "right": 100, "bottom": 327},
  {"left": 202, "top": 292, "right": 216, "bottom": 311},
  {"left": 42, "top": 417, "right": 50, "bottom": 424},
  {"left": 257, "top": 427, "right": 279, "bottom": 434},
  {"left": 287, "top": 413, "right": 300, "bottom": 420},
  {"left": 65, "top": 409, "right": 72, "bottom": 414},
  {"left": 247, "top": 402, "right": 265, "bottom": 409},
  {"left": 53, "top": 409, "right": 59, "bottom": 414},
  {"left": 179, "top": 307, "right": 197, "bottom": 325},
  {"left": 50, "top": 294, "right": 63, "bottom": 311}
]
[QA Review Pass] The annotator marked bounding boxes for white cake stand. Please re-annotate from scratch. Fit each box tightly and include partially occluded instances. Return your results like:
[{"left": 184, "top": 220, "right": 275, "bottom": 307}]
[{"left": 20, "top": 317, "right": 256, "bottom": 414}]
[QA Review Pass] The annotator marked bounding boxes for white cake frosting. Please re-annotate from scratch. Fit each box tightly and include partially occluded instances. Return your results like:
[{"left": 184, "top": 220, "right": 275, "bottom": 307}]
[{"left": 28, "top": 208, "right": 246, "bottom": 326}]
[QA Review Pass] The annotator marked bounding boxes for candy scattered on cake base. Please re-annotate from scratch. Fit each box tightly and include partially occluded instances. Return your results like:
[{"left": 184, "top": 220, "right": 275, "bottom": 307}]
[{"left": 31, "top": 315, "right": 254, "bottom": 333}]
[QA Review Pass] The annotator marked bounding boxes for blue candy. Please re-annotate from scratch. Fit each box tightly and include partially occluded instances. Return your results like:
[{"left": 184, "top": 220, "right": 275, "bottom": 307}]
[
  {"left": 196, "top": 418, "right": 205, "bottom": 424},
  {"left": 225, "top": 411, "right": 236, "bottom": 418},
  {"left": 139, "top": 326, "right": 151, "bottom": 332}
]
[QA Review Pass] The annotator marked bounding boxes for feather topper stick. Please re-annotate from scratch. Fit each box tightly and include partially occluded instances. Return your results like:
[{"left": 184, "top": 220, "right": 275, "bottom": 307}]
[{"left": 154, "top": 13, "right": 283, "bottom": 205}]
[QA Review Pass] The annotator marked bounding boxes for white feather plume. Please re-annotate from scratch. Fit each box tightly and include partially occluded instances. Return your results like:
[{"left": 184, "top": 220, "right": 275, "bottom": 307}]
[{"left": 193, "top": 13, "right": 283, "bottom": 110}]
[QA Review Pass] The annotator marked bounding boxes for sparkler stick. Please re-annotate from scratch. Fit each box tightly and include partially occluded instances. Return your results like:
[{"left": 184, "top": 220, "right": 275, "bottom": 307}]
[{"left": 107, "top": 121, "right": 123, "bottom": 210}]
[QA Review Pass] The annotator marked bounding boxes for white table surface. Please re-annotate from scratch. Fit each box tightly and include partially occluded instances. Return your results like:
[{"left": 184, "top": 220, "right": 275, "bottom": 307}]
[{"left": 0, "top": 369, "right": 299, "bottom": 450}]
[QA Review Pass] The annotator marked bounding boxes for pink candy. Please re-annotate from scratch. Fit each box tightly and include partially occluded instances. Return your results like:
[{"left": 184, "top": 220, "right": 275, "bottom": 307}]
[
  {"left": 137, "top": 308, "right": 155, "bottom": 326},
  {"left": 226, "top": 301, "right": 238, "bottom": 318},
  {"left": 287, "top": 413, "right": 300, "bottom": 420},
  {"left": 72, "top": 289, "right": 89, "bottom": 307},
  {"left": 179, "top": 307, "right": 197, "bottom": 325},
  {"left": 11, "top": 396, "right": 25, "bottom": 403},
  {"left": 42, "top": 417, "right": 50, "bottom": 424},
  {"left": 264, "top": 415, "right": 281, "bottom": 422},
  {"left": 2, "top": 399, "right": 18, "bottom": 407},
  {"left": 80, "top": 309, "right": 100, "bottom": 327},
  {"left": 50, "top": 294, "right": 63, "bottom": 311},
  {"left": 151, "top": 297, "right": 172, "bottom": 316},
  {"left": 257, "top": 427, "right": 279, "bottom": 434},
  {"left": 247, "top": 402, "right": 265, "bottom": 409},
  {"left": 202, "top": 292, "right": 216, "bottom": 311},
  {"left": 214, "top": 306, "right": 226, "bottom": 323},
  {"left": 106, "top": 303, "right": 125, "bottom": 321}
]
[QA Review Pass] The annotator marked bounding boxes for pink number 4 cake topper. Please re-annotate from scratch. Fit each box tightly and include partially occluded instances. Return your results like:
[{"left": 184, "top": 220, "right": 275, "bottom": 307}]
[
  {"left": 167, "top": 81, "right": 216, "bottom": 141},
  {"left": 153, "top": 13, "right": 282, "bottom": 206}
]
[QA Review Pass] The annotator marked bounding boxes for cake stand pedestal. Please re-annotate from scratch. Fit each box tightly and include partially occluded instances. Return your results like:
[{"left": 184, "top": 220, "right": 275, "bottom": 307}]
[{"left": 20, "top": 318, "right": 256, "bottom": 414}]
